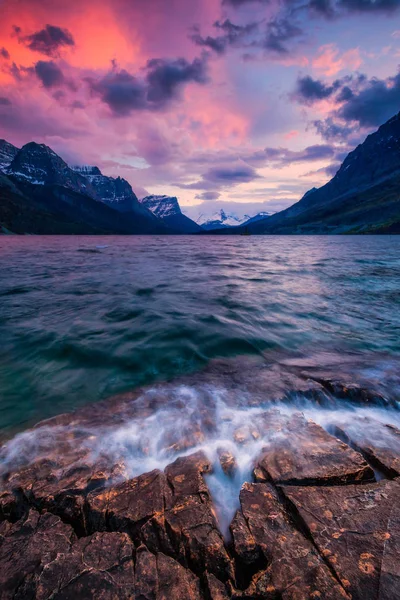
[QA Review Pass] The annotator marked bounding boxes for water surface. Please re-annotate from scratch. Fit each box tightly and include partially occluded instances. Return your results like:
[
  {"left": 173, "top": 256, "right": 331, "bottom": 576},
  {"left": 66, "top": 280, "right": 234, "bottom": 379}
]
[{"left": 1, "top": 235, "right": 399, "bottom": 433}]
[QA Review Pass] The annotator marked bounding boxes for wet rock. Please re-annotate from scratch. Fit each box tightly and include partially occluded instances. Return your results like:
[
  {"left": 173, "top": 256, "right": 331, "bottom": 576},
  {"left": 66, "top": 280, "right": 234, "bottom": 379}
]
[
  {"left": 87, "top": 469, "right": 169, "bottom": 538},
  {"left": 157, "top": 552, "right": 202, "bottom": 599},
  {"left": 255, "top": 413, "right": 374, "bottom": 486},
  {"left": 204, "top": 572, "right": 230, "bottom": 599},
  {"left": 36, "top": 531, "right": 135, "bottom": 599},
  {"left": 281, "top": 479, "right": 400, "bottom": 600},
  {"left": 0, "top": 509, "right": 76, "bottom": 599},
  {"left": 332, "top": 417, "right": 400, "bottom": 478},
  {"left": 135, "top": 545, "right": 158, "bottom": 599},
  {"left": 164, "top": 451, "right": 212, "bottom": 502},
  {"left": 230, "top": 509, "right": 260, "bottom": 566},
  {"left": 217, "top": 449, "right": 237, "bottom": 477},
  {"left": 163, "top": 453, "right": 234, "bottom": 582},
  {"left": 234, "top": 482, "right": 350, "bottom": 599}
]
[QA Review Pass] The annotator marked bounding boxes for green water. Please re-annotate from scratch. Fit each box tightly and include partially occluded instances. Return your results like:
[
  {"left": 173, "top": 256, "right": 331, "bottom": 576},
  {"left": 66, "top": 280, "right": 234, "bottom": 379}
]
[{"left": 0, "top": 235, "right": 399, "bottom": 433}]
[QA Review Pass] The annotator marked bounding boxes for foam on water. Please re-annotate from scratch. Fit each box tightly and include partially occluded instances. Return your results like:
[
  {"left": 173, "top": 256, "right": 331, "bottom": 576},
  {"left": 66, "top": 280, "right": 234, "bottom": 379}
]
[{"left": 2, "top": 380, "right": 399, "bottom": 538}]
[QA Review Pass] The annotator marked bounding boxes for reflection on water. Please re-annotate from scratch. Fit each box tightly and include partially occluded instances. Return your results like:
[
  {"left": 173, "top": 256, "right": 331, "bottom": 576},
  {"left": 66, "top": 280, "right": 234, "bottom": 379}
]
[{"left": 0, "top": 235, "right": 399, "bottom": 433}]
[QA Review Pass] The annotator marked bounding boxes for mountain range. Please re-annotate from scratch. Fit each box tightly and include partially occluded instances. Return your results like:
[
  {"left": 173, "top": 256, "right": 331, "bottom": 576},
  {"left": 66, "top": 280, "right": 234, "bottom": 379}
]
[
  {"left": 215, "top": 112, "right": 400, "bottom": 235},
  {"left": 195, "top": 209, "right": 272, "bottom": 230},
  {"left": 1, "top": 111, "right": 400, "bottom": 235},
  {"left": 0, "top": 141, "right": 198, "bottom": 235}
]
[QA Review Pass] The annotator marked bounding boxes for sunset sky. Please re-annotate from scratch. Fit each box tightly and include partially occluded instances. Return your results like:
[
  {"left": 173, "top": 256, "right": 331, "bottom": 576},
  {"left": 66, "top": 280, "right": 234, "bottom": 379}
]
[{"left": 1, "top": 0, "right": 400, "bottom": 218}]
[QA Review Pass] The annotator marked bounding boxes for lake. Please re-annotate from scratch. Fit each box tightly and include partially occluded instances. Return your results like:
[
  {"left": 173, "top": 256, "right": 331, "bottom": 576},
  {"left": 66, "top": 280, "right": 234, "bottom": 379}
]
[{"left": 1, "top": 235, "right": 400, "bottom": 434}]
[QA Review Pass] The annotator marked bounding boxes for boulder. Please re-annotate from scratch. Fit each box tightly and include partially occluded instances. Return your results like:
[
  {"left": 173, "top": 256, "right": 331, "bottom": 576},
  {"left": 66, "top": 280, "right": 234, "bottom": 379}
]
[
  {"left": 87, "top": 468, "right": 169, "bottom": 538},
  {"left": 231, "top": 482, "right": 350, "bottom": 599},
  {"left": 0, "top": 509, "right": 76, "bottom": 599},
  {"left": 281, "top": 479, "right": 400, "bottom": 599},
  {"left": 332, "top": 417, "right": 400, "bottom": 477},
  {"left": 255, "top": 413, "right": 374, "bottom": 485}
]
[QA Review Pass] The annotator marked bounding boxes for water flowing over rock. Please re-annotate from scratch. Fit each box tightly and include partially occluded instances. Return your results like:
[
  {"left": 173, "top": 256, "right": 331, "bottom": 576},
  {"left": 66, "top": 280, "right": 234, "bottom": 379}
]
[{"left": 1, "top": 355, "right": 400, "bottom": 598}]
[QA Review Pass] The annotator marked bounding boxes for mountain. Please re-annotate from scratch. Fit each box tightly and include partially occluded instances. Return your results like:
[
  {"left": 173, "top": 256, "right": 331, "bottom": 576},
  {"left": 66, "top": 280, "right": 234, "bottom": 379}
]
[
  {"left": 0, "top": 140, "right": 19, "bottom": 171},
  {"left": 242, "top": 212, "right": 272, "bottom": 226},
  {"left": 197, "top": 209, "right": 251, "bottom": 230},
  {"left": 7, "top": 142, "right": 99, "bottom": 196},
  {"left": 72, "top": 165, "right": 144, "bottom": 214},
  {"left": 140, "top": 195, "right": 202, "bottom": 233},
  {"left": 224, "top": 112, "right": 400, "bottom": 235},
  {"left": 0, "top": 141, "right": 171, "bottom": 234}
]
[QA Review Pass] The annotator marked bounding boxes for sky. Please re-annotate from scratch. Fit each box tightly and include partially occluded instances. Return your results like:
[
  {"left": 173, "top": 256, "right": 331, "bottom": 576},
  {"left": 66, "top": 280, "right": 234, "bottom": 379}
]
[{"left": 1, "top": 0, "right": 400, "bottom": 218}]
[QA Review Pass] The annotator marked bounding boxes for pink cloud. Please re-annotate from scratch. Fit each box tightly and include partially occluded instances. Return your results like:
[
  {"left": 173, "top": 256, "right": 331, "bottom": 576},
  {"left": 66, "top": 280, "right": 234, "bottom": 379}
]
[{"left": 313, "top": 44, "right": 362, "bottom": 77}]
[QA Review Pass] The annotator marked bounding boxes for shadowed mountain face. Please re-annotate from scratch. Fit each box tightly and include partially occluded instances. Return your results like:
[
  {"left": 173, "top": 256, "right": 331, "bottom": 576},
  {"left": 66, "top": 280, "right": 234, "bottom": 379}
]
[
  {"left": 0, "top": 140, "right": 19, "bottom": 171},
  {"left": 0, "top": 142, "right": 173, "bottom": 234},
  {"left": 140, "top": 195, "right": 202, "bottom": 233},
  {"left": 218, "top": 112, "right": 400, "bottom": 235},
  {"left": 72, "top": 165, "right": 145, "bottom": 214}
]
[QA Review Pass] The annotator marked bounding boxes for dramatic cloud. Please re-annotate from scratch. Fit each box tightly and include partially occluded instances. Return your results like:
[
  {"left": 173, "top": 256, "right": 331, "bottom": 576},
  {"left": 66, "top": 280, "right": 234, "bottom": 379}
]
[
  {"left": 338, "top": 72, "right": 400, "bottom": 126},
  {"left": 88, "top": 56, "right": 208, "bottom": 115},
  {"left": 261, "top": 144, "right": 336, "bottom": 166},
  {"left": 17, "top": 24, "right": 75, "bottom": 57},
  {"left": 204, "top": 163, "right": 260, "bottom": 183},
  {"left": 190, "top": 19, "right": 259, "bottom": 55},
  {"left": 0, "top": 97, "right": 12, "bottom": 106},
  {"left": 263, "top": 18, "right": 303, "bottom": 54},
  {"left": 293, "top": 75, "right": 340, "bottom": 103},
  {"left": 35, "top": 60, "right": 65, "bottom": 88},
  {"left": 338, "top": 0, "right": 400, "bottom": 13},
  {"left": 195, "top": 191, "right": 221, "bottom": 200},
  {"left": 313, "top": 117, "right": 354, "bottom": 140},
  {"left": 294, "top": 69, "right": 400, "bottom": 139},
  {"left": 0, "top": 47, "right": 10, "bottom": 60}
]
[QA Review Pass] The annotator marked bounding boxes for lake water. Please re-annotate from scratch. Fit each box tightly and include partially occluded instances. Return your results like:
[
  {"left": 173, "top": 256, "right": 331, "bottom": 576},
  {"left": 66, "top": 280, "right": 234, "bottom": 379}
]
[{"left": 1, "top": 235, "right": 400, "bottom": 434}]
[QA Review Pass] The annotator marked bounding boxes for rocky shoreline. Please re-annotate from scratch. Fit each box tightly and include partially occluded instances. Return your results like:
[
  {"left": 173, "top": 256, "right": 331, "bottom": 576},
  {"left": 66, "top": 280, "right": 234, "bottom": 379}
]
[{"left": 1, "top": 356, "right": 400, "bottom": 599}]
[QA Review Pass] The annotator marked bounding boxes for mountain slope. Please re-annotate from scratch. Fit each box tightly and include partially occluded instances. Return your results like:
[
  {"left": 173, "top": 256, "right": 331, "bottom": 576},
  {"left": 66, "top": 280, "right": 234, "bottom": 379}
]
[
  {"left": 140, "top": 195, "right": 202, "bottom": 233},
  {"left": 232, "top": 112, "right": 400, "bottom": 235},
  {"left": 72, "top": 165, "right": 148, "bottom": 214},
  {"left": 0, "top": 141, "right": 171, "bottom": 234},
  {"left": 0, "top": 173, "right": 170, "bottom": 235},
  {"left": 0, "top": 140, "right": 19, "bottom": 171}
]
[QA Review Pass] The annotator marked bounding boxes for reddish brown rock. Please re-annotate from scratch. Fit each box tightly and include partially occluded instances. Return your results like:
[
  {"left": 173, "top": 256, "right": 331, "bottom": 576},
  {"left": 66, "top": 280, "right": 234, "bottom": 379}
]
[
  {"left": 204, "top": 572, "right": 230, "bottom": 599},
  {"left": 87, "top": 469, "right": 169, "bottom": 537},
  {"left": 230, "top": 509, "right": 261, "bottom": 566},
  {"left": 0, "top": 509, "right": 76, "bottom": 599},
  {"left": 282, "top": 479, "right": 400, "bottom": 600},
  {"left": 157, "top": 552, "right": 202, "bottom": 600},
  {"left": 135, "top": 545, "right": 158, "bottom": 600},
  {"left": 164, "top": 451, "right": 212, "bottom": 503},
  {"left": 255, "top": 413, "right": 374, "bottom": 486},
  {"left": 36, "top": 531, "right": 135, "bottom": 599},
  {"left": 233, "top": 482, "right": 350, "bottom": 599},
  {"left": 332, "top": 417, "right": 400, "bottom": 477},
  {"left": 217, "top": 449, "right": 237, "bottom": 477}
]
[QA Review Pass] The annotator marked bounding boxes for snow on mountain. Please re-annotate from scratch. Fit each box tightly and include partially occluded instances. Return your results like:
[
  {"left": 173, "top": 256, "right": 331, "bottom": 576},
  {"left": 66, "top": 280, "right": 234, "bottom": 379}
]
[
  {"left": 0, "top": 140, "right": 19, "bottom": 171},
  {"left": 140, "top": 195, "right": 181, "bottom": 218},
  {"left": 72, "top": 165, "right": 141, "bottom": 213},
  {"left": 140, "top": 195, "right": 202, "bottom": 233}
]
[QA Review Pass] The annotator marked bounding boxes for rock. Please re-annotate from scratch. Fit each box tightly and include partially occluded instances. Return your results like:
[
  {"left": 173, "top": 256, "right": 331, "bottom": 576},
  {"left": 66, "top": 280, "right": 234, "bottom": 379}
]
[
  {"left": 281, "top": 479, "right": 400, "bottom": 600},
  {"left": 87, "top": 469, "right": 169, "bottom": 538},
  {"left": 135, "top": 545, "right": 158, "bottom": 599},
  {"left": 157, "top": 552, "right": 202, "bottom": 599},
  {"left": 36, "top": 531, "right": 135, "bottom": 599},
  {"left": 217, "top": 449, "right": 237, "bottom": 477},
  {"left": 204, "top": 572, "right": 230, "bottom": 599},
  {"left": 230, "top": 509, "right": 260, "bottom": 566},
  {"left": 0, "top": 509, "right": 76, "bottom": 599},
  {"left": 234, "top": 482, "right": 350, "bottom": 599},
  {"left": 255, "top": 413, "right": 374, "bottom": 485},
  {"left": 332, "top": 417, "right": 400, "bottom": 477},
  {"left": 164, "top": 451, "right": 212, "bottom": 502}
]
